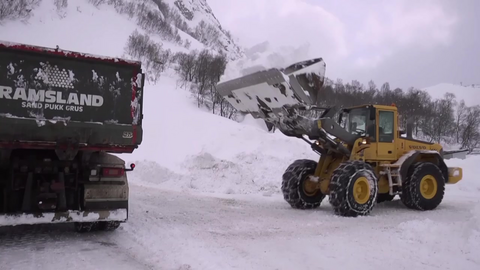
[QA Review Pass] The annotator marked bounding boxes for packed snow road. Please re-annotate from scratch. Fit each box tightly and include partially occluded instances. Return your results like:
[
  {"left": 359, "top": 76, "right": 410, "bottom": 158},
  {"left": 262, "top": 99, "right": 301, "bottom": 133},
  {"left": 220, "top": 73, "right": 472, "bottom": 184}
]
[
  {"left": 0, "top": 219, "right": 153, "bottom": 270},
  {"left": 2, "top": 181, "right": 479, "bottom": 270}
]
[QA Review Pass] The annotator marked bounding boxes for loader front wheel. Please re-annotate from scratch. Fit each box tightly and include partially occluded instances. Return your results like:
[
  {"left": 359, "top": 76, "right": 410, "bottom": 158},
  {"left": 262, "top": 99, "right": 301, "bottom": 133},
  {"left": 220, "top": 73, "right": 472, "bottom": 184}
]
[
  {"left": 329, "top": 160, "right": 378, "bottom": 217},
  {"left": 281, "top": 159, "right": 325, "bottom": 209},
  {"left": 401, "top": 162, "right": 445, "bottom": 211}
]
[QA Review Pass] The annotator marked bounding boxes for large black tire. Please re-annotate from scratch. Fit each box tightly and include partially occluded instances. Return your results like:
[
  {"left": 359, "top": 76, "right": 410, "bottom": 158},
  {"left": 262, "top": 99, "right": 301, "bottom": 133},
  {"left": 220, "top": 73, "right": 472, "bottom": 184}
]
[
  {"left": 281, "top": 159, "right": 325, "bottom": 209},
  {"left": 329, "top": 160, "right": 378, "bottom": 217},
  {"left": 74, "top": 222, "right": 96, "bottom": 233},
  {"left": 401, "top": 162, "right": 445, "bottom": 210},
  {"left": 98, "top": 221, "right": 121, "bottom": 231}
]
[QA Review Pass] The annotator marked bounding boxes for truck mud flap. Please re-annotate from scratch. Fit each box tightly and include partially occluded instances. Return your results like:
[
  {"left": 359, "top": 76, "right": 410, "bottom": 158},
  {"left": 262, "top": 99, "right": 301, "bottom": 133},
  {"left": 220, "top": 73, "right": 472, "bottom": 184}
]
[
  {"left": 0, "top": 209, "right": 127, "bottom": 227},
  {"left": 216, "top": 58, "right": 326, "bottom": 122}
]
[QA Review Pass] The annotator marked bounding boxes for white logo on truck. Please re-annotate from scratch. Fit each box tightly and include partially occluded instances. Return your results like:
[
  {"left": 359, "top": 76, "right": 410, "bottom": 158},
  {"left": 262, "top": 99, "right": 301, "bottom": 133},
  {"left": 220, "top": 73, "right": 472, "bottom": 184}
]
[
  {"left": 0, "top": 86, "right": 104, "bottom": 112},
  {"left": 122, "top": 131, "right": 133, "bottom": 139}
]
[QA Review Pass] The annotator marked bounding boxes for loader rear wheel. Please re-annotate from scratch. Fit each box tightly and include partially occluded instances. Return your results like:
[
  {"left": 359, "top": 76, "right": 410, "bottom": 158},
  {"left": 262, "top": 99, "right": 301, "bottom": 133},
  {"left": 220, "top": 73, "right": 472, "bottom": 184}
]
[
  {"left": 329, "top": 160, "right": 378, "bottom": 217},
  {"left": 401, "top": 162, "right": 445, "bottom": 211},
  {"left": 281, "top": 159, "right": 325, "bottom": 209}
]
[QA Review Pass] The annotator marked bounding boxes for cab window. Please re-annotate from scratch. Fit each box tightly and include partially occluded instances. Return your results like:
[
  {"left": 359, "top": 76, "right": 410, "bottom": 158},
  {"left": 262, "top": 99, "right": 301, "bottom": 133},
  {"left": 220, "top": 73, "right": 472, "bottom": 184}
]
[
  {"left": 378, "top": 111, "right": 394, "bottom": 142},
  {"left": 339, "top": 108, "right": 376, "bottom": 140}
]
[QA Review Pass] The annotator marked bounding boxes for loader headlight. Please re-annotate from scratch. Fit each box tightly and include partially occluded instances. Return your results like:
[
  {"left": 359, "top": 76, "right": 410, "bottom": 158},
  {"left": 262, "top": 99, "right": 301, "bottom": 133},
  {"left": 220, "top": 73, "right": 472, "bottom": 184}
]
[{"left": 358, "top": 137, "right": 370, "bottom": 146}]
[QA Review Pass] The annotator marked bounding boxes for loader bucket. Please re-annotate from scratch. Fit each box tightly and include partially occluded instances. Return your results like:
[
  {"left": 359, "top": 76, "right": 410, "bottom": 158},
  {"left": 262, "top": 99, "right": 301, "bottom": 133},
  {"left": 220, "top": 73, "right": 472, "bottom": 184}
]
[{"left": 216, "top": 58, "right": 326, "bottom": 122}]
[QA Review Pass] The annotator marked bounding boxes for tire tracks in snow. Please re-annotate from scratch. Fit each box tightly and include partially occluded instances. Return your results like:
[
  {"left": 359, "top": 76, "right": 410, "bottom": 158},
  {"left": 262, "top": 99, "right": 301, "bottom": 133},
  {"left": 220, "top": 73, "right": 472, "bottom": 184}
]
[
  {"left": 120, "top": 186, "right": 243, "bottom": 270},
  {"left": 1, "top": 182, "right": 478, "bottom": 270},
  {"left": 127, "top": 182, "right": 480, "bottom": 270},
  {"left": 0, "top": 223, "right": 153, "bottom": 270}
]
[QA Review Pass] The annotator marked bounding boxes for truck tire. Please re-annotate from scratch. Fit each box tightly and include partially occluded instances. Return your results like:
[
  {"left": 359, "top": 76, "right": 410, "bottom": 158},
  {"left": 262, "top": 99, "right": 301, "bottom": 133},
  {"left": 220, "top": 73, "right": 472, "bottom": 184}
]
[
  {"left": 98, "top": 221, "right": 121, "bottom": 231},
  {"left": 281, "top": 159, "right": 325, "bottom": 209},
  {"left": 74, "top": 222, "right": 96, "bottom": 233},
  {"left": 329, "top": 160, "right": 378, "bottom": 217},
  {"left": 400, "top": 162, "right": 445, "bottom": 210}
]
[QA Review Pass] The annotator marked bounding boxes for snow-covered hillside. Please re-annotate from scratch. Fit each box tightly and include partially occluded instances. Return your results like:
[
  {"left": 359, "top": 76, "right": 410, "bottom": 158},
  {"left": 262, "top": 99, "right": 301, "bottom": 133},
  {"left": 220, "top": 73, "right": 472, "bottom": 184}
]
[
  {"left": 165, "top": 0, "right": 243, "bottom": 59},
  {"left": 423, "top": 83, "right": 480, "bottom": 107},
  {"left": 0, "top": 0, "right": 243, "bottom": 60}
]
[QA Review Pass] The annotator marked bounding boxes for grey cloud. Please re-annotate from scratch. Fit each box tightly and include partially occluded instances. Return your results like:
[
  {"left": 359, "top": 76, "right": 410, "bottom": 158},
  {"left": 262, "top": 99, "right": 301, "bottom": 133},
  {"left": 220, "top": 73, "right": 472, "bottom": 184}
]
[{"left": 208, "top": 0, "right": 479, "bottom": 90}]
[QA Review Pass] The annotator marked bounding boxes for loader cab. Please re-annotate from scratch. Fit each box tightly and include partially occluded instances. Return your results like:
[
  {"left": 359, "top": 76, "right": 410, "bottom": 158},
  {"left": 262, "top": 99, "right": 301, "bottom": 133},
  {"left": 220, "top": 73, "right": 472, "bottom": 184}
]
[
  {"left": 338, "top": 105, "right": 376, "bottom": 140},
  {"left": 339, "top": 104, "right": 398, "bottom": 160},
  {"left": 373, "top": 105, "right": 398, "bottom": 160}
]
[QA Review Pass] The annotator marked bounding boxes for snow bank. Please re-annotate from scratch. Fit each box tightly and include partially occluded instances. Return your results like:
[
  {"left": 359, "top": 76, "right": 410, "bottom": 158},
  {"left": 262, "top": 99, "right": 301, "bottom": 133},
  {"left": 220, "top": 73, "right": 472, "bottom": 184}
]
[
  {"left": 125, "top": 74, "right": 480, "bottom": 196},
  {"left": 423, "top": 83, "right": 480, "bottom": 107},
  {"left": 126, "top": 98, "right": 480, "bottom": 196},
  {"left": 122, "top": 75, "right": 316, "bottom": 195},
  {"left": 445, "top": 154, "right": 480, "bottom": 193}
]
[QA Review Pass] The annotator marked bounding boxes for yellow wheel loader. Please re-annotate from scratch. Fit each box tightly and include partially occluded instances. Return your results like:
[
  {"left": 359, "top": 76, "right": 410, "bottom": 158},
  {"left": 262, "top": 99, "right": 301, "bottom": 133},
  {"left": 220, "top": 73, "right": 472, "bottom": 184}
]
[{"left": 216, "top": 58, "right": 463, "bottom": 217}]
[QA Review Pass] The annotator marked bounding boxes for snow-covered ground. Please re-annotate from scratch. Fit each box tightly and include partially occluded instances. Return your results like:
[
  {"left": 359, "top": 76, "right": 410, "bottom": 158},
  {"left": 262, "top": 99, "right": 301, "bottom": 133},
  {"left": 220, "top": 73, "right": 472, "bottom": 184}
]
[
  {"left": 1, "top": 155, "right": 479, "bottom": 270},
  {"left": 1, "top": 1, "right": 480, "bottom": 269}
]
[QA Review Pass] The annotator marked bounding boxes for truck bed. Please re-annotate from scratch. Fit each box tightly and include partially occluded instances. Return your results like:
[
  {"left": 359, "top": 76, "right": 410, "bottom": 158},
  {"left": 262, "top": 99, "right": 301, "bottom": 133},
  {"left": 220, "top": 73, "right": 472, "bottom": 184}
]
[{"left": 0, "top": 41, "right": 144, "bottom": 153}]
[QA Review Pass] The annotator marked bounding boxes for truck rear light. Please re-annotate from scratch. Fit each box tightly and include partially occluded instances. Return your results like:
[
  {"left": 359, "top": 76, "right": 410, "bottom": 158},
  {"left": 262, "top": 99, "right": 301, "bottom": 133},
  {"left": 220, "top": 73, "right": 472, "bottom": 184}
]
[
  {"left": 125, "top": 163, "right": 136, "bottom": 171},
  {"left": 101, "top": 167, "right": 125, "bottom": 177}
]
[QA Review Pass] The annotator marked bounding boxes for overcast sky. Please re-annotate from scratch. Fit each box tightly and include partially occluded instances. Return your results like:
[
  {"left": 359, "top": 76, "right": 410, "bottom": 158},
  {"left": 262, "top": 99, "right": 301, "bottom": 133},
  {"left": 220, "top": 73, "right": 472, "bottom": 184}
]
[{"left": 208, "top": 0, "right": 480, "bottom": 90}]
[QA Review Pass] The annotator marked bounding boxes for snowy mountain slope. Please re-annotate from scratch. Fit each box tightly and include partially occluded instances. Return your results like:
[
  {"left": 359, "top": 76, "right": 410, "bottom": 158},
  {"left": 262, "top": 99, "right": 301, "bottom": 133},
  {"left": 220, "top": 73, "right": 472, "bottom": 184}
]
[
  {"left": 0, "top": 0, "right": 199, "bottom": 56},
  {"left": 423, "top": 83, "right": 480, "bottom": 107},
  {"left": 0, "top": 0, "right": 243, "bottom": 60},
  {"left": 164, "top": 0, "right": 244, "bottom": 59}
]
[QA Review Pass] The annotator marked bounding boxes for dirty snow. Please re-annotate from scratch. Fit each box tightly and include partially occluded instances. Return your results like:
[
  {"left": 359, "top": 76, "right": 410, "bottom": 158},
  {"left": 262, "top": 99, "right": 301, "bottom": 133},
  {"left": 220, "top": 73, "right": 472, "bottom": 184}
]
[{"left": 0, "top": 209, "right": 127, "bottom": 227}]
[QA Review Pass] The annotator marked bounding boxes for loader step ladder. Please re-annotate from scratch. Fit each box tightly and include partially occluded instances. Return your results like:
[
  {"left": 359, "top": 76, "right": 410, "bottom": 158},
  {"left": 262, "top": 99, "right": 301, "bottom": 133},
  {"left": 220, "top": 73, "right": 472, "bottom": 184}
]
[{"left": 380, "top": 164, "right": 402, "bottom": 195}]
